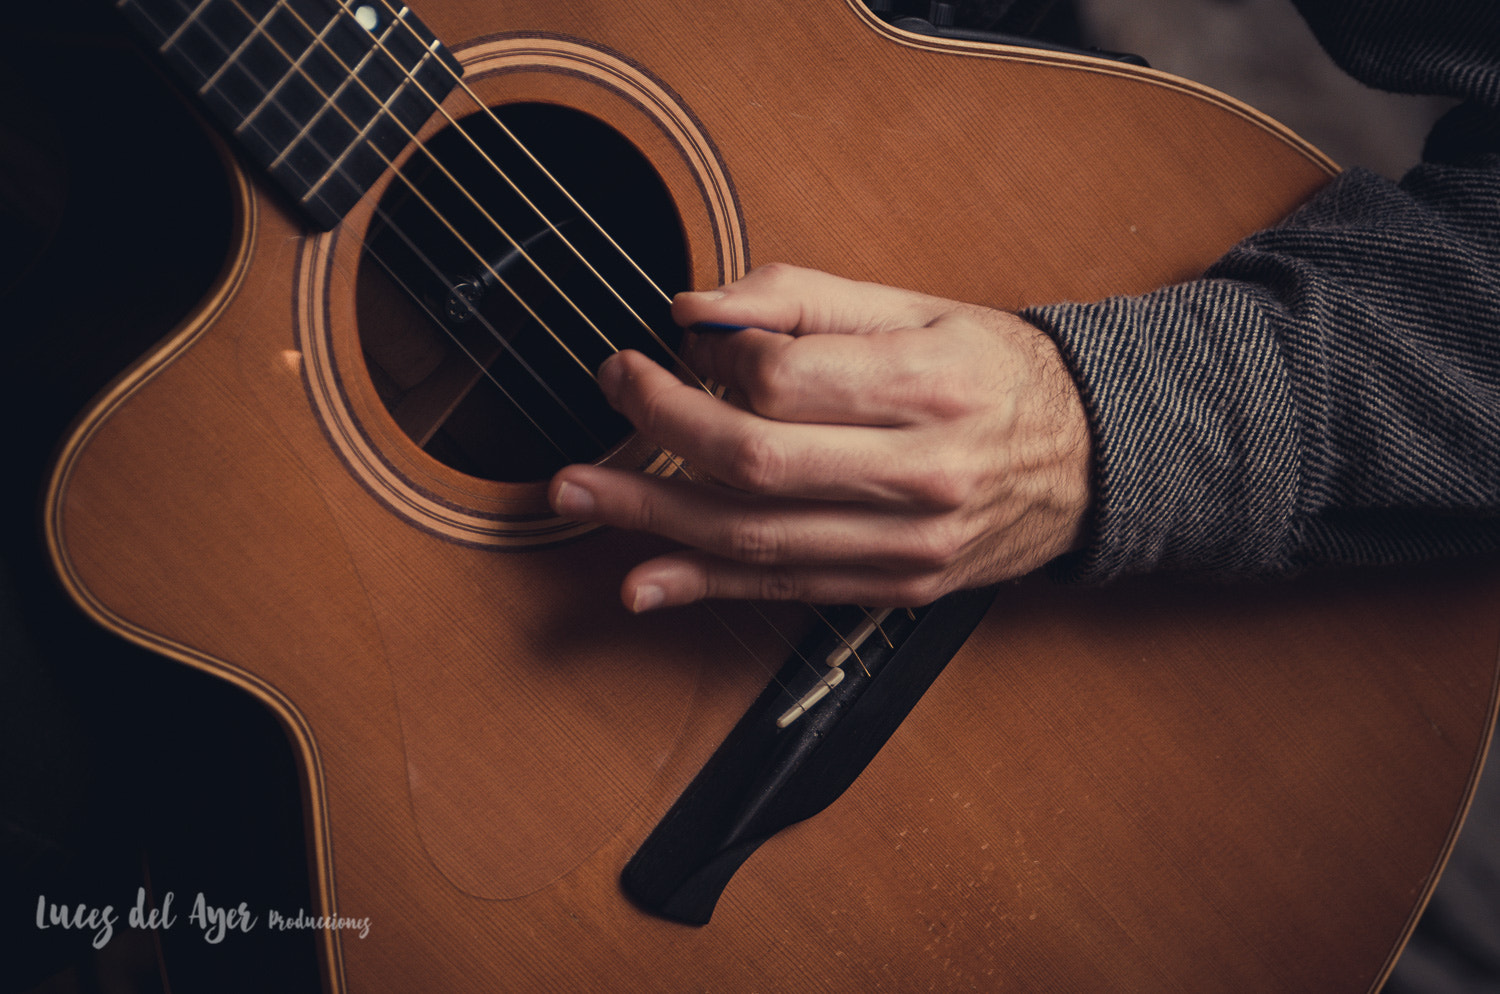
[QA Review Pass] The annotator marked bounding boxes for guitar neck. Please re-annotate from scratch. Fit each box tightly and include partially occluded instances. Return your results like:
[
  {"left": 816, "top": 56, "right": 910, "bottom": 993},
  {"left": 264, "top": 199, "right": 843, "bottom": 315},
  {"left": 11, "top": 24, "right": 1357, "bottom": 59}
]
[{"left": 116, "top": 0, "right": 461, "bottom": 228}]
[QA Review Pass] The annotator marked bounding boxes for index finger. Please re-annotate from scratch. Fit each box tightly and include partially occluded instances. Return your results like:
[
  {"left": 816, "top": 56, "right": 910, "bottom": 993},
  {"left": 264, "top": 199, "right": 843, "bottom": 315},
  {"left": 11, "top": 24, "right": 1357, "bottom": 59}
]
[{"left": 671, "top": 263, "right": 950, "bottom": 338}]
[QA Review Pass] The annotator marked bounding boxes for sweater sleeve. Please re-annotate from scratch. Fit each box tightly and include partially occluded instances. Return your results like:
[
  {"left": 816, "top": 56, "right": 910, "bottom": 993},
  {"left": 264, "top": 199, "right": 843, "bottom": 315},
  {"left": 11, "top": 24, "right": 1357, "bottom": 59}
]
[{"left": 1021, "top": 0, "right": 1500, "bottom": 584}]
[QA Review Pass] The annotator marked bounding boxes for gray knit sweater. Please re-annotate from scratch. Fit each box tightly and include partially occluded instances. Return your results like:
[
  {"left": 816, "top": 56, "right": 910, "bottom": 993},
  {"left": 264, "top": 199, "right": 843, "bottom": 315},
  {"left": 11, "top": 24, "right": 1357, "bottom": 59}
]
[{"left": 1024, "top": 0, "right": 1500, "bottom": 583}]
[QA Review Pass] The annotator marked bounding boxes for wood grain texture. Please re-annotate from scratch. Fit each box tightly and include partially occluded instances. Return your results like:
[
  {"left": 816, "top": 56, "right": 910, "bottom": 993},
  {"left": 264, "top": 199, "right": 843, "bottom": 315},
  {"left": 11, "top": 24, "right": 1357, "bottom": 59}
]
[{"left": 44, "top": 1, "right": 1498, "bottom": 991}]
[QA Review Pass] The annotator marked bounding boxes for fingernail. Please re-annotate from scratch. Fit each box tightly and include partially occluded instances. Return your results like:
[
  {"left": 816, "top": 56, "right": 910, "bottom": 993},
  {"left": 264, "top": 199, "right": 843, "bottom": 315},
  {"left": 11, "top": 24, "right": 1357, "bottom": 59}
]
[
  {"left": 630, "top": 584, "right": 665, "bottom": 613},
  {"left": 597, "top": 354, "right": 624, "bottom": 402},
  {"left": 552, "top": 480, "right": 595, "bottom": 516},
  {"left": 679, "top": 288, "right": 727, "bottom": 302}
]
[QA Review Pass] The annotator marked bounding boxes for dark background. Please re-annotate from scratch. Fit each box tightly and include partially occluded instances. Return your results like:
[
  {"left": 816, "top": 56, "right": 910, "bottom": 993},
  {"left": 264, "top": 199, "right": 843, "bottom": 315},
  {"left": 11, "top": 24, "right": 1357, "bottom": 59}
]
[{"left": 1, "top": 2, "right": 317, "bottom": 989}]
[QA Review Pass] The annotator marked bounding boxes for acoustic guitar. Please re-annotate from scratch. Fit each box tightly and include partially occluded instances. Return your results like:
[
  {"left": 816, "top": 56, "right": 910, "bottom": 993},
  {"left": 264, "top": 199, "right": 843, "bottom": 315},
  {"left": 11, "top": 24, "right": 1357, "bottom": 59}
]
[{"left": 44, "top": 0, "right": 1500, "bottom": 990}]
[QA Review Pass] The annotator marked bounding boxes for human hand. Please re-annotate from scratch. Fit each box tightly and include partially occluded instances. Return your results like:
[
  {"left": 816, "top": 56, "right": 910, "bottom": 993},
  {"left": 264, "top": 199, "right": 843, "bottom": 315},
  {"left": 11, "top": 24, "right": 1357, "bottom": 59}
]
[{"left": 548, "top": 264, "right": 1092, "bottom": 610}]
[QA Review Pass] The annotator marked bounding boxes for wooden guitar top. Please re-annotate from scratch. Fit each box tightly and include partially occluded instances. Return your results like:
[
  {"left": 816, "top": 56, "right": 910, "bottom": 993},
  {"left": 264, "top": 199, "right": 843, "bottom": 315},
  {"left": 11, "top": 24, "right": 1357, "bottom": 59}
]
[{"left": 46, "top": 1, "right": 1499, "bottom": 990}]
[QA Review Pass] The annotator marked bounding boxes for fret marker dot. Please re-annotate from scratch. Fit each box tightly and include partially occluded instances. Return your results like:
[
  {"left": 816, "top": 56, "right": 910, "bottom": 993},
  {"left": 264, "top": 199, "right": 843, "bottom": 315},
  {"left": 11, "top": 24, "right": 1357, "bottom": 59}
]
[{"left": 354, "top": 5, "right": 379, "bottom": 30}]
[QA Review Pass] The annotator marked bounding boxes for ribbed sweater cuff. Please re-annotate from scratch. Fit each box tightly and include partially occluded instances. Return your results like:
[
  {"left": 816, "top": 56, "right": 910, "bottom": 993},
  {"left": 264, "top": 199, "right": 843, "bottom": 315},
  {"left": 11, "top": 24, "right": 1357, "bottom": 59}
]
[{"left": 1023, "top": 282, "right": 1304, "bottom": 584}]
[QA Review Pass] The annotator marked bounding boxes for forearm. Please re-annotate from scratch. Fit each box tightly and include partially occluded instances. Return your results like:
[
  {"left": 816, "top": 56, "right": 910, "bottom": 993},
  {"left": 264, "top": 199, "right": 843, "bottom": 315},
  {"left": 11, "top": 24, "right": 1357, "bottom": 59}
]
[{"left": 1026, "top": 161, "right": 1500, "bottom": 583}]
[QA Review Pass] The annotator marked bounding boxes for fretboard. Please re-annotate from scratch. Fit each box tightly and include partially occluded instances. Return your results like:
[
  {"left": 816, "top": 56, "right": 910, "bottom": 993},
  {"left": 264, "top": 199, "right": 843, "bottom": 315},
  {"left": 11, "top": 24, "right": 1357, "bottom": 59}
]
[{"left": 118, "top": 0, "right": 462, "bottom": 229}]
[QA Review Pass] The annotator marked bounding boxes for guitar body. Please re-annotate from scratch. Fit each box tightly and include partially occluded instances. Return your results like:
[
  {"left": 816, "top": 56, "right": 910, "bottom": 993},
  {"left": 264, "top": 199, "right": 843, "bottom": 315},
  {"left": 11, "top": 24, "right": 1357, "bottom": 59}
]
[{"left": 45, "top": 1, "right": 1500, "bottom": 991}]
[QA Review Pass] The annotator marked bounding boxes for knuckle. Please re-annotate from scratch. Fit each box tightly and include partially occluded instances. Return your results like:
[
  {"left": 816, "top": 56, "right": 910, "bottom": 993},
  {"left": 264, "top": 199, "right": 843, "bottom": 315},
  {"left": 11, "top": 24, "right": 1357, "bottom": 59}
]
[
  {"left": 725, "top": 516, "right": 784, "bottom": 564},
  {"left": 908, "top": 365, "right": 977, "bottom": 421},
  {"left": 634, "top": 380, "right": 675, "bottom": 438},
  {"left": 626, "top": 489, "right": 659, "bottom": 534},
  {"left": 891, "top": 573, "right": 947, "bottom": 608},
  {"left": 758, "top": 568, "right": 803, "bottom": 602},
  {"left": 728, "top": 430, "right": 786, "bottom": 492},
  {"left": 911, "top": 464, "right": 975, "bottom": 510},
  {"left": 892, "top": 329, "right": 990, "bottom": 420},
  {"left": 751, "top": 261, "right": 796, "bottom": 288},
  {"left": 908, "top": 518, "right": 967, "bottom": 570},
  {"left": 741, "top": 342, "right": 799, "bottom": 419}
]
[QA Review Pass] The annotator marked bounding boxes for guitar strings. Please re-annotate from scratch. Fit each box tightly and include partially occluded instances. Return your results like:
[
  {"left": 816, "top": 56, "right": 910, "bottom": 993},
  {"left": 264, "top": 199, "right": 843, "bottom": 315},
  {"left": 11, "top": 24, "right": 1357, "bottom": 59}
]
[
  {"left": 144, "top": 0, "right": 888, "bottom": 688},
  {"left": 234, "top": 0, "right": 613, "bottom": 381},
  {"left": 132, "top": 0, "right": 621, "bottom": 454},
  {"left": 237, "top": 0, "right": 900, "bottom": 671},
  {"left": 364, "top": 211, "right": 615, "bottom": 454},
  {"left": 267, "top": 1, "right": 640, "bottom": 370},
  {"left": 278, "top": 3, "right": 892, "bottom": 668},
  {"left": 206, "top": 3, "right": 824, "bottom": 666},
  {"left": 663, "top": 454, "right": 866, "bottom": 675},
  {"left": 136, "top": 0, "right": 834, "bottom": 707},
  {"left": 287, "top": 0, "right": 715, "bottom": 399},
  {"left": 328, "top": 12, "right": 895, "bottom": 654},
  {"left": 193, "top": 0, "right": 896, "bottom": 673},
  {"left": 229, "top": 0, "right": 346, "bottom": 132},
  {"left": 361, "top": 231, "right": 595, "bottom": 458},
  {"left": 322, "top": 1, "right": 882, "bottom": 659},
  {"left": 346, "top": 0, "right": 710, "bottom": 393},
  {"left": 183, "top": 0, "right": 624, "bottom": 402},
  {"left": 361, "top": 1, "right": 675, "bottom": 309},
  {"left": 132, "top": 0, "right": 605, "bottom": 457}
]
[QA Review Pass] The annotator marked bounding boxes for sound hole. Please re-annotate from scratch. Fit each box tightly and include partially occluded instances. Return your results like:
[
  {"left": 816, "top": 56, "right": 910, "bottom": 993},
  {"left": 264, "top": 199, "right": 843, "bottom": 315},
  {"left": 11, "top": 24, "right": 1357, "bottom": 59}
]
[{"left": 355, "top": 103, "right": 690, "bottom": 483}]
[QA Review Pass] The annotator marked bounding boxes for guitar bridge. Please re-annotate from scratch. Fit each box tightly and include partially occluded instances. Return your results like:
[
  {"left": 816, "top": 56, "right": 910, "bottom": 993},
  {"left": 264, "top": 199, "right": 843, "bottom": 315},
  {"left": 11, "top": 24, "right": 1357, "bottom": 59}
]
[{"left": 621, "top": 587, "right": 997, "bottom": 925}]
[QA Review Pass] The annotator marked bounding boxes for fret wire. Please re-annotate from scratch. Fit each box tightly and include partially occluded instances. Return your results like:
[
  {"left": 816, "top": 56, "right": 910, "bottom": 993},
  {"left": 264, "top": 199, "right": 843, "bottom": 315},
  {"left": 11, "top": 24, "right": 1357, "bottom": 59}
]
[
  {"left": 349, "top": 0, "right": 710, "bottom": 394},
  {"left": 166, "top": 0, "right": 670, "bottom": 385},
  {"left": 268, "top": 0, "right": 633, "bottom": 368},
  {"left": 214, "top": 0, "right": 602, "bottom": 379},
  {"left": 199, "top": 0, "right": 279, "bottom": 93},
  {"left": 236, "top": 4, "right": 358, "bottom": 134},
  {"left": 268, "top": 18, "right": 409, "bottom": 172},
  {"left": 297, "top": 40, "right": 437, "bottom": 198},
  {"left": 133, "top": 0, "right": 606, "bottom": 443},
  {"left": 156, "top": 0, "right": 213, "bottom": 51}
]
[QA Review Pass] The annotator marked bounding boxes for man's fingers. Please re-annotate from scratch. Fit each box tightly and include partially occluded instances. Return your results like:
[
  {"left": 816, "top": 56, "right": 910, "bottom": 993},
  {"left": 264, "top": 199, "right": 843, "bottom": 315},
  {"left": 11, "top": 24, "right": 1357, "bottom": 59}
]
[
  {"left": 685, "top": 321, "right": 987, "bottom": 426},
  {"left": 598, "top": 349, "right": 952, "bottom": 503},
  {"left": 671, "top": 263, "right": 949, "bottom": 338},
  {"left": 549, "top": 464, "right": 974, "bottom": 571},
  {"left": 553, "top": 266, "right": 1091, "bottom": 612},
  {"left": 619, "top": 551, "right": 951, "bottom": 611},
  {"left": 687, "top": 327, "right": 910, "bottom": 425}
]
